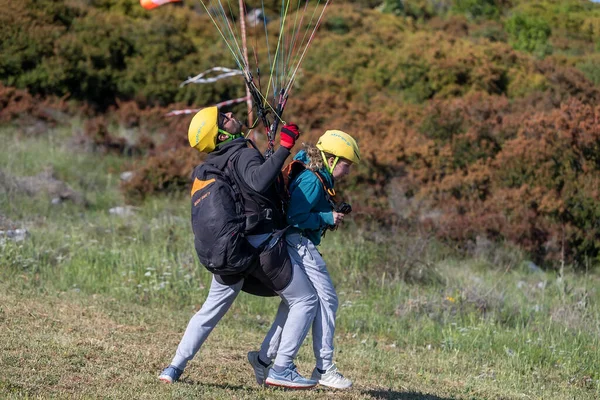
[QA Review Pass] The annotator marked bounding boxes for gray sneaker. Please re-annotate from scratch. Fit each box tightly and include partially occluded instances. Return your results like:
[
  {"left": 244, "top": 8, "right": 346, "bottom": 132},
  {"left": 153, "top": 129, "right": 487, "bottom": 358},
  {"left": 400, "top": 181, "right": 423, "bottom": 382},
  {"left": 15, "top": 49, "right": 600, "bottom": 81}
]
[
  {"left": 247, "top": 351, "right": 271, "bottom": 386},
  {"left": 158, "top": 365, "right": 183, "bottom": 383},
  {"left": 265, "top": 363, "right": 317, "bottom": 389},
  {"left": 311, "top": 364, "right": 352, "bottom": 389}
]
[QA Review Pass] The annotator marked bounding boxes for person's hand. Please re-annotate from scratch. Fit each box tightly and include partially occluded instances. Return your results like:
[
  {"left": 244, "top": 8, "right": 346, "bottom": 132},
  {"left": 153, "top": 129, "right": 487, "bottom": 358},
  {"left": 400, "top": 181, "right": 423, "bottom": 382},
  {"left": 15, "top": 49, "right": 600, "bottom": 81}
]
[
  {"left": 332, "top": 211, "right": 345, "bottom": 227},
  {"left": 280, "top": 123, "right": 300, "bottom": 149}
]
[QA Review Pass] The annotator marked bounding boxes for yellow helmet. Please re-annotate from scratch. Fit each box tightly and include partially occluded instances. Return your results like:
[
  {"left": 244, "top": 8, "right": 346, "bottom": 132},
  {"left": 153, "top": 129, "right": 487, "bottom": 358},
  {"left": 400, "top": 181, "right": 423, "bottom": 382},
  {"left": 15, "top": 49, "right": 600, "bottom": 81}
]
[
  {"left": 316, "top": 130, "right": 361, "bottom": 164},
  {"left": 188, "top": 106, "right": 219, "bottom": 153}
]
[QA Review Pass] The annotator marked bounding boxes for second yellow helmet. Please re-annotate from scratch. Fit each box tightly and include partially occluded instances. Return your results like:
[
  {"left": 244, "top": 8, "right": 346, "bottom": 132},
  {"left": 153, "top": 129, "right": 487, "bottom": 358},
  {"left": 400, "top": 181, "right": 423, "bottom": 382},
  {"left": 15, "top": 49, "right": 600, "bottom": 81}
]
[{"left": 316, "top": 130, "right": 361, "bottom": 164}]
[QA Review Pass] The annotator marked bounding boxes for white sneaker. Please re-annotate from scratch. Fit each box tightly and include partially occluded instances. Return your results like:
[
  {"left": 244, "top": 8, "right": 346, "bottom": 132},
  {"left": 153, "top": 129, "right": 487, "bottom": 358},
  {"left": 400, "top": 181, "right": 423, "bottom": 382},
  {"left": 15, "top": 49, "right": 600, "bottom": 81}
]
[
  {"left": 311, "top": 365, "right": 352, "bottom": 389},
  {"left": 247, "top": 351, "right": 271, "bottom": 385}
]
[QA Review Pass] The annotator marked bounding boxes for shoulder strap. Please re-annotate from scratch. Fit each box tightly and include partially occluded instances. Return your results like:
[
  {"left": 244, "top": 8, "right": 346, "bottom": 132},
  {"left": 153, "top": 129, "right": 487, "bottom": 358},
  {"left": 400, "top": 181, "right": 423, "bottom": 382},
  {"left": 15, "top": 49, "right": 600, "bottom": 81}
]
[
  {"left": 283, "top": 160, "right": 307, "bottom": 189},
  {"left": 285, "top": 160, "right": 336, "bottom": 202},
  {"left": 226, "top": 149, "right": 282, "bottom": 230},
  {"left": 313, "top": 170, "right": 336, "bottom": 200}
]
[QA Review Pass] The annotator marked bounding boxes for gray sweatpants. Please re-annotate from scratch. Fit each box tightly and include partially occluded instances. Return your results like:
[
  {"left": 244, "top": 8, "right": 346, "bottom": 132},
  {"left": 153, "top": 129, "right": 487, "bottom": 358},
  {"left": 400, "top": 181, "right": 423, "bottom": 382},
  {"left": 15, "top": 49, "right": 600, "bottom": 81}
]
[
  {"left": 170, "top": 234, "right": 318, "bottom": 370},
  {"left": 259, "top": 233, "right": 339, "bottom": 370}
]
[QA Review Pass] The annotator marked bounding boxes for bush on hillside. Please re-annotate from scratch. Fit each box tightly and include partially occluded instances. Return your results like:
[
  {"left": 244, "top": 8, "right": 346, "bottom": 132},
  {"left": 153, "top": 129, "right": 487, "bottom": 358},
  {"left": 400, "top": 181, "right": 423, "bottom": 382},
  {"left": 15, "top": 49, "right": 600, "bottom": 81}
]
[
  {"left": 412, "top": 99, "right": 600, "bottom": 267},
  {"left": 382, "top": 0, "right": 447, "bottom": 19},
  {"left": 535, "top": 60, "right": 600, "bottom": 105},
  {"left": 505, "top": 12, "right": 553, "bottom": 58},
  {"left": 121, "top": 147, "right": 200, "bottom": 201},
  {"left": 470, "top": 20, "right": 508, "bottom": 42},
  {"left": 306, "top": 6, "right": 570, "bottom": 104},
  {"left": 514, "top": 1, "right": 600, "bottom": 43},
  {"left": 3, "top": 0, "right": 599, "bottom": 112},
  {"left": 0, "top": 1, "right": 76, "bottom": 91},
  {"left": 0, "top": 84, "right": 68, "bottom": 127},
  {"left": 576, "top": 57, "right": 600, "bottom": 86},
  {"left": 452, "top": 0, "right": 501, "bottom": 20},
  {"left": 492, "top": 100, "right": 600, "bottom": 264},
  {"left": 0, "top": 0, "right": 235, "bottom": 109},
  {"left": 81, "top": 99, "right": 195, "bottom": 155}
]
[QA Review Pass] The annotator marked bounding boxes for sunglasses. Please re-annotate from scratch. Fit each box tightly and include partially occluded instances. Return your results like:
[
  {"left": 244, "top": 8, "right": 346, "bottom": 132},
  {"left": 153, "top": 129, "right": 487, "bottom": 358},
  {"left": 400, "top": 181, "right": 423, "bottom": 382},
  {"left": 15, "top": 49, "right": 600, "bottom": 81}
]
[{"left": 218, "top": 113, "right": 231, "bottom": 128}]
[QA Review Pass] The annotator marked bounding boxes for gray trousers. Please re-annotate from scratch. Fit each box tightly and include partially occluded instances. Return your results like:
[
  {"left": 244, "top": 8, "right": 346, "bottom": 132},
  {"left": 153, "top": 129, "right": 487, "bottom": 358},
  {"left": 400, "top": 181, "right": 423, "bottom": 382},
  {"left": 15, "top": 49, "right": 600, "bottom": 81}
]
[
  {"left": 171, "top": 234, "right": 317, "bottom": 369},
  {"left": 259, "top": 233, "right": 339, "bottom": 370}
]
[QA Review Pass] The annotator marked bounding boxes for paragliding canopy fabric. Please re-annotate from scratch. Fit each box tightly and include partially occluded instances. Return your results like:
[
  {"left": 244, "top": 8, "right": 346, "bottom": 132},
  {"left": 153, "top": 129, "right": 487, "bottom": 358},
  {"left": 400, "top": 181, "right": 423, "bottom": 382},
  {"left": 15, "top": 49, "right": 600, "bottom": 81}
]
[
  {"left": 140, "top": 0, "right": 182, "bottom": 10},
  {"left": 199, "top": 1, "right": 330, "bottom": 104},
  {"left": 197, "top": 0, "right": 332, "bottom": 155}
]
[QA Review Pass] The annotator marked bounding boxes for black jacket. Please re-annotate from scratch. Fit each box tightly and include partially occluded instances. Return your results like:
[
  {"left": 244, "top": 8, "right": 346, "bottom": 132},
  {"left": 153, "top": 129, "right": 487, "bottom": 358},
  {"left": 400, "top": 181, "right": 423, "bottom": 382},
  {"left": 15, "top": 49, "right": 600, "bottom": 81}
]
[
  {"left": 206, "top": 138, "right": 292, "bottom": 296},
  {"left": 205, "top": 138, "right": 288, "bottom": 234},
  {"left": 205, "top": 138, "right": 289, "bottom": 194}
]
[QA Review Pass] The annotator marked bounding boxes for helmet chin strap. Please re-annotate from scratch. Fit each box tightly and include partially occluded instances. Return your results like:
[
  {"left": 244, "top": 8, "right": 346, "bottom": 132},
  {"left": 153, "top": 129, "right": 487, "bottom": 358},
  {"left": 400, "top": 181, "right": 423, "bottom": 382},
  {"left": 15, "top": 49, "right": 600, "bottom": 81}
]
[
  {"left": 321, "top": 151, "right": 339, "bottom": 175},
  {"left": 218, "top": 129, "right": 242, "bottom": 145}
]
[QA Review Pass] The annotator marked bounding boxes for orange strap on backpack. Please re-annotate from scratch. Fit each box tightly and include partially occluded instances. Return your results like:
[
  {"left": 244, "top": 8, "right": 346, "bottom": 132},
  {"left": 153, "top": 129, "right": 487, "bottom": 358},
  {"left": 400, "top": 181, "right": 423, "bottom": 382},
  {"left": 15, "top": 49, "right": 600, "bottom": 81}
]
[{"left": 282, "top": 160, "right": 336, "bottom": 202}]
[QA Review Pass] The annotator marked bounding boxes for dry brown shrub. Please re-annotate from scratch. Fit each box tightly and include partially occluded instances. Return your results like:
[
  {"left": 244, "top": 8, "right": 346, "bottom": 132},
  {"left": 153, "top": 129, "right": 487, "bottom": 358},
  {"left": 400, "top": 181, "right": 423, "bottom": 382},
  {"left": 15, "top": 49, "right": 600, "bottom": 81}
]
[
  {"left": 0, "top": 85, "right": 35, "bottom": 122},
  {"left": 428, "top": 99, "right": 600, "bottom": 265},
  {"left": 76, "top": 99, "right": 192, "bottom": 158},
  {"left": 120, "top": 147, "right": 199, "bottom": 201},
  {"left": 535, "top": 59, "right": 600, "bottom": 104},
  {"left": 0, "top": 83, "right": 68, "bottom": 127},
  {"left": 429, "top": 15, "right": 470, "bottom": 37}
]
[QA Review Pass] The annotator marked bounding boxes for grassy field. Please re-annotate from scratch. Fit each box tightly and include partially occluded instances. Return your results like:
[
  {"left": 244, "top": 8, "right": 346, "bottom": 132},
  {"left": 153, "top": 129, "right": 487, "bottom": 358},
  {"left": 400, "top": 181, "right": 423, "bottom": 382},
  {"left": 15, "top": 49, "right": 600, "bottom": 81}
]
[{"left": 1, "top": 124, "right": 600, "bottom": 399}]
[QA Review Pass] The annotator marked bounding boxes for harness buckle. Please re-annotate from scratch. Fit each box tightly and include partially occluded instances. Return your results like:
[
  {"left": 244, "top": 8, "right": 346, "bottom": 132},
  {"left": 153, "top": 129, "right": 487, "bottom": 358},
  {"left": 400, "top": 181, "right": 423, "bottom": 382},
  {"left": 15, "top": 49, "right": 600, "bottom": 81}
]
[{"left": 264, "top": 209, "right": 273, "bottom": 221}]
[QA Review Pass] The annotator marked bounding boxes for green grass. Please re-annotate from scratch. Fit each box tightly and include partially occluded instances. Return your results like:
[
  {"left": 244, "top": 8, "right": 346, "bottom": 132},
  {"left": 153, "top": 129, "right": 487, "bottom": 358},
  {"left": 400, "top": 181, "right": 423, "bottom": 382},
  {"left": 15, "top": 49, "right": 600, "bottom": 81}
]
[{"left": 1, "top": 123, "right": 600, "bottom": 399}]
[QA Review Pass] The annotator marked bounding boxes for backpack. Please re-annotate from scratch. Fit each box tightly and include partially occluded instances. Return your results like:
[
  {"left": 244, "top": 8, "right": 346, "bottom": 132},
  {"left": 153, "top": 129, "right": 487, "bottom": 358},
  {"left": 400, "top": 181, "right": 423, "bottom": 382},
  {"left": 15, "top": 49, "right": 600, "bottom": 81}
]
[
  {"left": 282, "top": 159, "right": 336, "bottom": 203},
  {"left": 190, "top": 162, "right": 257, "bottom": 276}
]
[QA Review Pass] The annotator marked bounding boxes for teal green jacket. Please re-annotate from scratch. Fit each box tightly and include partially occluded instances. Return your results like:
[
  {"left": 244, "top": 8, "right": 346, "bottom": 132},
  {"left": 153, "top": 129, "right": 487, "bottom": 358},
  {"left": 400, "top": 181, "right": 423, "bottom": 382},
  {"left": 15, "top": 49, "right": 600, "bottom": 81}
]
[{"left": 286, "top": 150, "right": 335, "bottom": 246}]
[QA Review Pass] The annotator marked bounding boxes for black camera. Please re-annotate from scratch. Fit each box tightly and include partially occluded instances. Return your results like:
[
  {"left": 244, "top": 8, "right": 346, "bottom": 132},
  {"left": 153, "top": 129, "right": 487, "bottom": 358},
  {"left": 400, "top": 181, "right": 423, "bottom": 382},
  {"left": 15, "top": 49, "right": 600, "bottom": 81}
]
[{"left": 335, "top": 202, "right": 352, "bottom": 215}]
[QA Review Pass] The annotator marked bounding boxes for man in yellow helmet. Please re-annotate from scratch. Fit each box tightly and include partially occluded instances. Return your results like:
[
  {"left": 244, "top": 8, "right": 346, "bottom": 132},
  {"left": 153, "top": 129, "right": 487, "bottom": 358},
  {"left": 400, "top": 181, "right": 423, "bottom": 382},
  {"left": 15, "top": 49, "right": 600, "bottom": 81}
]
[
  {"left": 248, "top": 130, "right": 360, "bottom": 389},
  {"left": 160, "top": 107, "right": 321, "bottom": 389}
]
